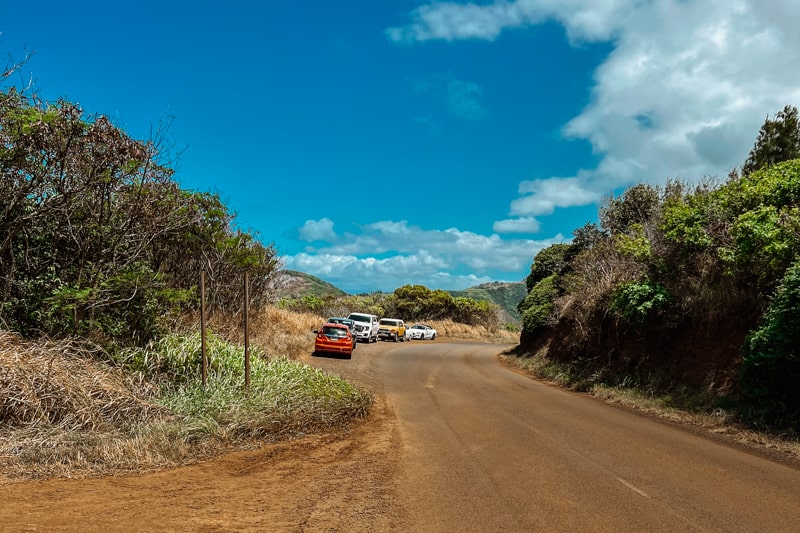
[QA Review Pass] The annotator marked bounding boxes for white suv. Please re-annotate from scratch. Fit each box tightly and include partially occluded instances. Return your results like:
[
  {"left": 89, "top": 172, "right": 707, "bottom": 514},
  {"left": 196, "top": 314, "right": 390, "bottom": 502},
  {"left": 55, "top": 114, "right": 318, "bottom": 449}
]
[{"left": 346, "top": 312, "right": 379, "bottom": 343}]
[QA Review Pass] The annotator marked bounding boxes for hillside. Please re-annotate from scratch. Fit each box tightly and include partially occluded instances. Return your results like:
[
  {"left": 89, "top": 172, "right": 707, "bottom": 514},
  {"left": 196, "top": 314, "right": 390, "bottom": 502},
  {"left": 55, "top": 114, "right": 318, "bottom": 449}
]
[
  {"left": 515, "top": 157, "right": 800, "bottom": 432},
  {"left": 449, "top": 281, "right": 526, "bottom": 323},
  {"left": 273, "top": 272, "right": 525, "bottom": 324},
  {"left": 269, "top": 270, "right": 347, "bottom": 299}
]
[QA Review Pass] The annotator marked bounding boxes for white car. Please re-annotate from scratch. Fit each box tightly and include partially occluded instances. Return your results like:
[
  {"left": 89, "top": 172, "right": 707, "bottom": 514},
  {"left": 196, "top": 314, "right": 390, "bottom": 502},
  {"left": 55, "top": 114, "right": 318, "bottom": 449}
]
[
  {"left": 347, "top": 312, "right": 380, "bottom": 343},
  {"left": 407, "top": 324, "right": 437, "bottom": 340}
]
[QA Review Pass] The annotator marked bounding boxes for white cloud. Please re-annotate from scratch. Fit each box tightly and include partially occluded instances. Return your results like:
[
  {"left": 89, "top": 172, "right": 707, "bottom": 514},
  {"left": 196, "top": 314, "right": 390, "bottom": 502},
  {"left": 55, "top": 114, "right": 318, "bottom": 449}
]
[
  {"left": 285, "top": 219, "right": 565, "bottom": 292},
  {"left": 389, "top": 0, "right": 800, "bottom": 214},
  {"left": 493, "top": 216, "right": 541, "bottom": 234},
  {"left": 282, "top": 252, "right": 497, "bottom": 293},
  {"left": 384, "top": 0, "right": 632, "bottom": 44},
  {"left": 298, "top": 218, "right": 336, "bottom": 242},
  {"left": 510, "top": 177, "right": 599, "bottom": 216}
]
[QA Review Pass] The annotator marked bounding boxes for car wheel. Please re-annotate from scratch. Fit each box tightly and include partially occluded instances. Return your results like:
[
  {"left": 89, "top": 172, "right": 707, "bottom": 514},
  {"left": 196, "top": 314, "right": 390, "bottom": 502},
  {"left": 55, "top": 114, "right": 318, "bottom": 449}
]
[{"left": 431, "top": 333, "right": 436, "bottom": 340}]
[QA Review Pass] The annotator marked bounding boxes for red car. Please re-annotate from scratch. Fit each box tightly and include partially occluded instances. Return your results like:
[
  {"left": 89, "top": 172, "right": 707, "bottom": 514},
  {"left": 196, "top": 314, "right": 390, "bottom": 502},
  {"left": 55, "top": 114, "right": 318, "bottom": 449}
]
[{"left": 313, "top": 322, "right": 354, "bottom": 358}]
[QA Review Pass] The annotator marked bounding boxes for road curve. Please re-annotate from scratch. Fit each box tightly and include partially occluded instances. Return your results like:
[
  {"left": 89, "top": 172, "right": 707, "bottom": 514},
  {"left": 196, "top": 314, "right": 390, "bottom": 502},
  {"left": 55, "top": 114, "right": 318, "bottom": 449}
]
[
  {"left": 376, "top": 340, "right": 800, "bottom": 532},
  {"left": 1, "top": 340, "right": 798, "bottom": 532}
]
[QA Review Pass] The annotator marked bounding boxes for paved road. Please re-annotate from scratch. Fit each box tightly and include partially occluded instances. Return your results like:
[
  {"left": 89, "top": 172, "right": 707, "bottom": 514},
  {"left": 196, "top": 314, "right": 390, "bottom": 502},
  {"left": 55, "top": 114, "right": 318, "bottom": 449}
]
[
  {"left": 2, "top": 339, "right": 799, "bottom": 532},
  {"left": 373, "top": 340, "right": 800, "bottom": 532}
]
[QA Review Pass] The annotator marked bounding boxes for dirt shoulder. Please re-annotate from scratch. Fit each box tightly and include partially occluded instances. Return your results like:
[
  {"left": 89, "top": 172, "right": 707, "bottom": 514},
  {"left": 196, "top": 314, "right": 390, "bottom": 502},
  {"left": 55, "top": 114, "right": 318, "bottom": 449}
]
[{"left": 0, "top": 342, "right": 405, "bottom": 532}]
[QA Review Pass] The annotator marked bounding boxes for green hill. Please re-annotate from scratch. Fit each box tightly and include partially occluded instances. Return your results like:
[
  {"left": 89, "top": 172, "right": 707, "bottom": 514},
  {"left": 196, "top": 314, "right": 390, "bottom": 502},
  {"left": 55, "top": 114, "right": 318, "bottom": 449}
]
[
  {"left": 449, "top": 281, "right": 526, "bottom": 323},
  {"left": 269, "top": 270, "right": 347, "bottom": 299}
]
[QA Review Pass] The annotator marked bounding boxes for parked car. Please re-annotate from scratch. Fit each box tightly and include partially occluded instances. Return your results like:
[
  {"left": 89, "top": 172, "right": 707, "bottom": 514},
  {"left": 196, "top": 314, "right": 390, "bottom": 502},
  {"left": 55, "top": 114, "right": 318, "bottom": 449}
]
[
  {"left": 346, "top": 312, "right": 379, "bottom": 343},
  {"left": 313, "top": 322, "right": 354, "bottom": 358},
  {"left": 325, "top": 317, "right": 357, "bottom": 350},
  {"left": 378, "top": 318, "right": 407, "bottom": 342},
  {"left": 407, "top": 323, "right": 437, "bottom": 340}
]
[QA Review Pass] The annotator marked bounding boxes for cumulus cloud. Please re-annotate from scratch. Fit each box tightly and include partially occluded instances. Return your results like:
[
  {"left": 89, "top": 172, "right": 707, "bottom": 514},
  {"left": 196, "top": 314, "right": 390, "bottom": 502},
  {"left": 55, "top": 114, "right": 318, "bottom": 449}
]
[
  {"left": 298, "top": 218, "right": 337, "bottom": 242},
  {"left": 510, "top": 177, "right": 599, "bottom": 217},
  {"left": 389, "top": 0, "right": 800, "bottom": 214},
  {"left": 384, "top": 0, "right": 630, "bottom": 44},
  {"left": 493, "top": 216, "right": 541, "bottom": 234},
  {"left": 284, "top": 220, "right": 564, "bottom": 292}
]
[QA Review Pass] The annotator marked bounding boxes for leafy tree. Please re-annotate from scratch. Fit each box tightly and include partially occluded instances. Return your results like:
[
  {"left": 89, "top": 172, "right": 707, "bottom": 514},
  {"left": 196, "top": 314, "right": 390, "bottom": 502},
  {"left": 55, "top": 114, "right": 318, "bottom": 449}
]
[
  {"left": 524, "top": 243, "right": 571, "bottom": 291},
  {"left": 0, "top": 89, "right": 279, "bottom": 345},
  {"left": 520, "top": 274, "right": 559, "bottom": 335},
  {"left": 742, "top": 105, "right": 800, "bottom": 176},
  {"left": 600, "top": 184, "right": 660, "bottom": 235}
]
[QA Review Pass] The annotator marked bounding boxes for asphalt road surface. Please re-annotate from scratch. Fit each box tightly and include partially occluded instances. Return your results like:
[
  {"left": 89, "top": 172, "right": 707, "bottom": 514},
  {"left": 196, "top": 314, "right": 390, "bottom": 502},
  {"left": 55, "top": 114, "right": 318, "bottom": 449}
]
[
  {"left": 372, "top": 341, "right": 800, "bottom": 532},
  {"left": 1, "top": 339, "right": 799, "bottom": 532}
]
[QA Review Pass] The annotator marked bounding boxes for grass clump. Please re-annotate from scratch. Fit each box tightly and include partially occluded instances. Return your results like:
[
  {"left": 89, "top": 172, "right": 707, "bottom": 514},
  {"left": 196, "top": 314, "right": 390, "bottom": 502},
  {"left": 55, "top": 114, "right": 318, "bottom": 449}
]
[
  {"left": 0, "top": 328, "right": 371, "bottom": 481},
  {"left": 147, "top": 333, "right": 372, "bottom": 441}
]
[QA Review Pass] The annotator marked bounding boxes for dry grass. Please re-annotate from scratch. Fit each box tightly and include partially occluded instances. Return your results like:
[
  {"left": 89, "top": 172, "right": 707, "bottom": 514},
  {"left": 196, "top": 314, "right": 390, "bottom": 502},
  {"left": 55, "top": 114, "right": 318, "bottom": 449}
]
[
  {"left": 0, "top": 331, "right": 184, "bottom": 481},
  {"left": 428, "top": 319, "right": 519, "bottom": 344},
  {"left": 194, "top": 307, "right": 324, "bottom": 360},
  {"left": 249, "top": 307, "right": 325, "bottom": 359},
  {"left": 0, "top": 307, "right": 367, "bottom": 483},
  {"left": 0, "top": 332, "right": 166, "bottom": 431}
]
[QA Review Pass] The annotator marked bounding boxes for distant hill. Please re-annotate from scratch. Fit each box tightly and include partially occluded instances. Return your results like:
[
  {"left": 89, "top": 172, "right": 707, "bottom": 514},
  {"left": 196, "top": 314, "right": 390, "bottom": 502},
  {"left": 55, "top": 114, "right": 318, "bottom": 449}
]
[
  {"left": 449, "top": 281, "right": 526, "bottom": 324},
  {"left": 269, "top": 270, "right": 347, "bottom": 299},
  {"left": 271, "top": 271, "right": 525, "bottom": 324}
]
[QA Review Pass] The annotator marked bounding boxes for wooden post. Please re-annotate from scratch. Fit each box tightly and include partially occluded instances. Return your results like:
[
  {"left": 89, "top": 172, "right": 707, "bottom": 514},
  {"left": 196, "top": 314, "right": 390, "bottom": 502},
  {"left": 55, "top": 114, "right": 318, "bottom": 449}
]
[
  {"left": 201, "top": 270, "right": 207, "bottom": 387},
  {"left": 244, "top": 271, "right": 250, "bottom": 390}
]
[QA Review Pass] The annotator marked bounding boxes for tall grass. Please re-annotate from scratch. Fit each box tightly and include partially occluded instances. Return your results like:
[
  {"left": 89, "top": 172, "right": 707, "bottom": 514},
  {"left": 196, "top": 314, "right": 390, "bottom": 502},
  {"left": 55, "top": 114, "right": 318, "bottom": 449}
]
[
  {"left": 427, "top": 319, "right": 518, "bottom": 344},
  {"left": 0, "top": 309, "right": 370, "bottom": 482}
]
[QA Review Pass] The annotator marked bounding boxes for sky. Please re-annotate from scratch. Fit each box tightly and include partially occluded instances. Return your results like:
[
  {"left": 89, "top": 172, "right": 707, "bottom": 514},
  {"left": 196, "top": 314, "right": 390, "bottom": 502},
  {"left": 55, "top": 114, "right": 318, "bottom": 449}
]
[{"left": 2, "top": 1, "right": 799, "bottom": 294}]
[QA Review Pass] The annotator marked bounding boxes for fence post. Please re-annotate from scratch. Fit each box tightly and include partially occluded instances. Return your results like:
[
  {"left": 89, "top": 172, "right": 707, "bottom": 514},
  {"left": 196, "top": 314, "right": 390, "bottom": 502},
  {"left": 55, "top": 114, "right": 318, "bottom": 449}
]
[
  {"left": 201, "top": 270, "right": 207, "bottom": 387},
  {"left": 244, "top": 271, "right": 250, "bottom": 390}
]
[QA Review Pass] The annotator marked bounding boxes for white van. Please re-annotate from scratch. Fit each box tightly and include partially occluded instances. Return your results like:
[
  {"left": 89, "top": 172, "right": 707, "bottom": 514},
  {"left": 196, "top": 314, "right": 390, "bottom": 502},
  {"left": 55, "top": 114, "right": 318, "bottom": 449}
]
[{"left": 346, "top": 312, "right": 379, "bottom": 343}]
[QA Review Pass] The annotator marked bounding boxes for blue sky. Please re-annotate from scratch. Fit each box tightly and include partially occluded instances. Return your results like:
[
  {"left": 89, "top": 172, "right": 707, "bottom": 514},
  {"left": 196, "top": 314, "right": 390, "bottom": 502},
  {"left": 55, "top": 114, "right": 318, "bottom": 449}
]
[{"left": 3, "top": 1, "right": 799, "bottom": 294}]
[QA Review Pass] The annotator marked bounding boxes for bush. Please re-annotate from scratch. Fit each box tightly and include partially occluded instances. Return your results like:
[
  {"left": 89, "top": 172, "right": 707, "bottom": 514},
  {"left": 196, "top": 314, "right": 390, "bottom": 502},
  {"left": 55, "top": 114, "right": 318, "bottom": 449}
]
[
  {"left": 520, "top": 275, "right": 559, "bottom": 334},
  {"left": 740, "top": 259, "right": 800, "bottom": 429},
  {"left": 610, "top": 279, "right": 669, "bottom": 323}
]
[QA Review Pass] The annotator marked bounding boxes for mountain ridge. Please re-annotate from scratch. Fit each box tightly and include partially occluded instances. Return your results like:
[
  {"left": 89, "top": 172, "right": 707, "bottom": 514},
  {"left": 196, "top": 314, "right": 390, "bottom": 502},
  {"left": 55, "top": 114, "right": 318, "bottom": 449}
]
[{"left": 273, "top": 270, "right": 524, "bottom": 323}]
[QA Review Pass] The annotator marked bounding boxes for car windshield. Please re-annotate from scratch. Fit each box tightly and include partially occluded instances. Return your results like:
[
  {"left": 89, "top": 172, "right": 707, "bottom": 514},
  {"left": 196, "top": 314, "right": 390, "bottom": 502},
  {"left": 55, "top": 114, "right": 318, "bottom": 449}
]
[
  {"left": 380, "top": 319, "right": 398, "bottom": 326},
  {"left": 349, "top": 314, "right": 371, "bottom": 322},
  {"left": 411, "top": 325, "right": 425, "bottom": 329}
]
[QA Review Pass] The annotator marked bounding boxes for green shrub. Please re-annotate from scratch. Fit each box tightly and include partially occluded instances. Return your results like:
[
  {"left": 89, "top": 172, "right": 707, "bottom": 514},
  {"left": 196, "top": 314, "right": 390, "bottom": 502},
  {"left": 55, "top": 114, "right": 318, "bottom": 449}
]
[
  {"left": 610, "top": 279, "right": 669, "bottom": 323},
  {"left": 520, "top": 275, "right": 559, "bottom": 334},
  {"left": 740, "top": 259, "right": 800, "bottom": 429},
  {"left": 613, "top": 224, "right": 652, "bottom": 261}
]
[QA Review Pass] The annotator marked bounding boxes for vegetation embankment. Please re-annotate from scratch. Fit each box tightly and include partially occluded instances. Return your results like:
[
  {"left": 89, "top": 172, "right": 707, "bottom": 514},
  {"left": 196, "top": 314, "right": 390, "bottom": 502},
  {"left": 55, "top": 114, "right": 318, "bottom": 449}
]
[
  {"left": 0, "top": 309, "right": 371, "bottom": 482},
  {"left": 511, "top": 105, "right": 800, "bottom": 438}
]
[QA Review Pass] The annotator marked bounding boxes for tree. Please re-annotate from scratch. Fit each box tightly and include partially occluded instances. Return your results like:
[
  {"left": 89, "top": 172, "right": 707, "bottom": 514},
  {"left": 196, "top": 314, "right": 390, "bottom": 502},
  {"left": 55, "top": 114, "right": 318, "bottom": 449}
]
[
  {"left": 600, "top": 184, "right": 660, "bottom": 235},
  {"left": 742, "top": 105, "right": 800, "bottom": 176},
  {"left": 0, "top": 89, "right": 280, "bottom": 344},
  {"left": 524, "top": 244, "right": 570, "bottom": 291}
]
